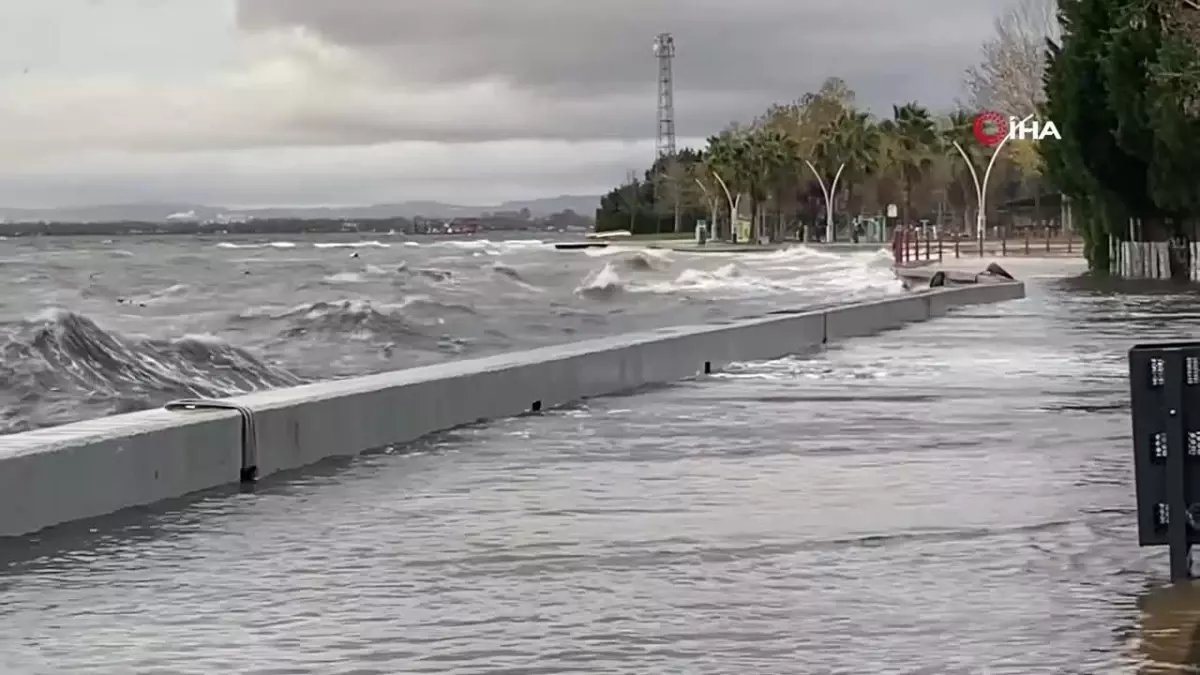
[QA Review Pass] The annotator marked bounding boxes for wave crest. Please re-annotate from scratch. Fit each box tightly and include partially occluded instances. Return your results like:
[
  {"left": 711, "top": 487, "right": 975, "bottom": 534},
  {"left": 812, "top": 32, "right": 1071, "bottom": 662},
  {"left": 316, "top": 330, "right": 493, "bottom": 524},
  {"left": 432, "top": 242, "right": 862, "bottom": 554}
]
[{"left": 0, "top": 310, "right": 303, "bottom": 434}]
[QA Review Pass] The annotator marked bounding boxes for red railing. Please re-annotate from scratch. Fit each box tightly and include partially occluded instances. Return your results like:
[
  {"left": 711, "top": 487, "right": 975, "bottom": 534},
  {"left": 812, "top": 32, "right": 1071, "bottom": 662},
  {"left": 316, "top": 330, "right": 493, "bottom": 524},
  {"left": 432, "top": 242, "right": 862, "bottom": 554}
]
[{"left": 892, "top": 226, "right": 1083, "bottom": 265}]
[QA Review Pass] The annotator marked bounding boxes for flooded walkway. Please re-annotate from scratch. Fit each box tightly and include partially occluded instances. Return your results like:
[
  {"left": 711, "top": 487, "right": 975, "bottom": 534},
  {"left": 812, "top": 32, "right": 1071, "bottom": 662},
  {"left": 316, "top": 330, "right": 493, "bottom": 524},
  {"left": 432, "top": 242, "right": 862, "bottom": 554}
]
[{"left": 2, "top": 265, "right": 1198, "bottom": 673}]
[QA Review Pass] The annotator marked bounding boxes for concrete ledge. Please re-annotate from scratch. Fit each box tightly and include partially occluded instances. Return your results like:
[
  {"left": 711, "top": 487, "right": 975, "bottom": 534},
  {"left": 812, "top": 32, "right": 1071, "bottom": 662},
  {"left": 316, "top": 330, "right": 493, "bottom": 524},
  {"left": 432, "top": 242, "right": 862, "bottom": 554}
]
[
  {"left": 0, "top": 281, "right": 1024, "bottom": 537},
  {"left": 896, "top": 268, "right": 987, "bottom": 285},
  {"left": 0, "top": 409, "right": 242, "bottom": 538}
]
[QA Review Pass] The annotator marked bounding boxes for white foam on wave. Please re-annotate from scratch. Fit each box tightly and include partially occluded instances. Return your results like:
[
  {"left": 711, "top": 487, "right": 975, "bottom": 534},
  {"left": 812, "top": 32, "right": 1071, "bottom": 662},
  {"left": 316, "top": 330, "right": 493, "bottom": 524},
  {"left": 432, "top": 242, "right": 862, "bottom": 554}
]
[
  {"left": 599, "top": 244, "right": 904, "bottom": 299},
  {"left": 585, "top": 246, "right": 674, "bottom": 262},
  {"left": 324, "top": 272, "right": 366, "bottom": 284},
  {"left": 639, "top": 262, "right": 794, "bottom": 296},
  {"left": 122, "top": 283, "right": 192, "bottom": 306},
  {"left": 314, "top": 241, "right": 390, "bottom": 249},
  {"left": 763, "top": 246, "right": 900, "bottom": 283},
  {"left": 216, "top": 241, "right": 297, "bottom": 250},
  {"left": 28, "top": 307, "right": 72, "bottom": 323},
  {"left": 574, "top": 262, "right": 624, "bottom": 298},
  {"left": 751, "top": 245, "right": 863, "bottom": 271},
  {"left": 304, "top": 298, "right": 373, "bottom": 320},
  {"left": 436, "top": 239, "right": 547, "bottom": 254},
  {"left": 172, "top": 332, "right": 229, "bottom": 347}
]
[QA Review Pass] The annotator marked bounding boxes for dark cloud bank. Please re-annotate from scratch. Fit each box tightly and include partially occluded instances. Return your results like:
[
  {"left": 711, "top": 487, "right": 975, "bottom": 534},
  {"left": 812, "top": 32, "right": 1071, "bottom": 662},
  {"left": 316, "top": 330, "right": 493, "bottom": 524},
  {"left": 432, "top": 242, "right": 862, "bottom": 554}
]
[{"left": 237, "top": 0, "right": 1013, "bottom": 141}]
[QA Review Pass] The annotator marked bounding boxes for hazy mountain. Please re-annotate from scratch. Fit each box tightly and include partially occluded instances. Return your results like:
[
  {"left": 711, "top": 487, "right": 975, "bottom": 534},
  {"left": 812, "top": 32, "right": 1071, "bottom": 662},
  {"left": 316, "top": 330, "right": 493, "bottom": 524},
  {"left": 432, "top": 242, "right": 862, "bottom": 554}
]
[{"left": 0, "top": 195, "right": 600, "bottom": 223}]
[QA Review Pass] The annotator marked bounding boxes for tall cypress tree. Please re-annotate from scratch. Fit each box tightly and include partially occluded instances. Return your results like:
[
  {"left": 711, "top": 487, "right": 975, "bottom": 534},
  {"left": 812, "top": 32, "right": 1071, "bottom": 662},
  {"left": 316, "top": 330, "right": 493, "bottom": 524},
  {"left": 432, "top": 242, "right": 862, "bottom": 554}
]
[
  {"left": 1040, "top": 0, "right": 1181, "bottom": 270},
  {"left": 1041, "top": 0, "right": 1128, "bottom": 269},
  {"left": 1147, "top": 4, "right": 1200, "bottom": 221},
  {"left": 1103, "top": 1, "right": 1164, "bottom": 232}
]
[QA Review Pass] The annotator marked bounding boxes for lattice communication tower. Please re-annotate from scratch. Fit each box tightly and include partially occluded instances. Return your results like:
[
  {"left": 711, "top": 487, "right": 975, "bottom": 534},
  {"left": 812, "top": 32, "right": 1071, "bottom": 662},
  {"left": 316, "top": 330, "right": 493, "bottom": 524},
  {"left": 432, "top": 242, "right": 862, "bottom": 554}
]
[{"left": 653, "top": 33, "right": 676, "bottom": 160}]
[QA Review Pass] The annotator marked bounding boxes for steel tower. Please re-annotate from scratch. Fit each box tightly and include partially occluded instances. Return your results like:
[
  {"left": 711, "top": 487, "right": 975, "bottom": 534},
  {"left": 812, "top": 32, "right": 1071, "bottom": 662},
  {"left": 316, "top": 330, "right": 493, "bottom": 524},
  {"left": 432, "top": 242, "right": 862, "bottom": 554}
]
[{"left": 652, "top": 33, "right": 676, "bottom": 159}]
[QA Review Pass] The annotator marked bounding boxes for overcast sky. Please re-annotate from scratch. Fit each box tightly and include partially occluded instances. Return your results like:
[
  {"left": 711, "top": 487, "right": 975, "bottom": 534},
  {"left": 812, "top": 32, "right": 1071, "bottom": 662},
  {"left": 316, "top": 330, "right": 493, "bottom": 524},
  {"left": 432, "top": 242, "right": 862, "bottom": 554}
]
[{"left": 0, "top": 0, "right": 1016, "bottom": 208}]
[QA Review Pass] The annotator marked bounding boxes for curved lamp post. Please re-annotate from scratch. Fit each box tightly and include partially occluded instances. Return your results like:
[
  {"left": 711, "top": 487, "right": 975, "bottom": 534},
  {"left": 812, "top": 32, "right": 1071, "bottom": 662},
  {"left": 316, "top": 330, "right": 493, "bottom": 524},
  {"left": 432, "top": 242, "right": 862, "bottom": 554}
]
[
  {"left": 709, "top": 170, "right": 742, "bottom": 243},
  {"left": 804, "top": 160, "right": 846, "bottom": 243},
  {"left": 694, "top": 178, "right": 720, "bottom": 240},
  {"left": 951, "top": 113, "right": 1033, "bottom": 256}
]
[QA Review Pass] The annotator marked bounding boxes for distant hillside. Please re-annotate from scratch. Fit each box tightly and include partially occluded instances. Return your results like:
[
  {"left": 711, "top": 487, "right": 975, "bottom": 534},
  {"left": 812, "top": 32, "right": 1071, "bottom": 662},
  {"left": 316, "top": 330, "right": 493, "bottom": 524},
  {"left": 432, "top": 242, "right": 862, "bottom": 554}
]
[{"left": 0, "top": 195, "right": 601, "bottom": 224}]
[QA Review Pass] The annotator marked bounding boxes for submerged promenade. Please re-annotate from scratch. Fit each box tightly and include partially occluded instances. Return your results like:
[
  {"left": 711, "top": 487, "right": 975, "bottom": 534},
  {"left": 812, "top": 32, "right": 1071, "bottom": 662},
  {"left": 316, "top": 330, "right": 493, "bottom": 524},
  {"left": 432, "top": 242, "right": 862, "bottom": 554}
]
[
  {"left": 0, "top": 269, "right": 1022, "bottom": 538},
  {"left": 4, "top": 256, "right": 1190, "bottom": 672}
]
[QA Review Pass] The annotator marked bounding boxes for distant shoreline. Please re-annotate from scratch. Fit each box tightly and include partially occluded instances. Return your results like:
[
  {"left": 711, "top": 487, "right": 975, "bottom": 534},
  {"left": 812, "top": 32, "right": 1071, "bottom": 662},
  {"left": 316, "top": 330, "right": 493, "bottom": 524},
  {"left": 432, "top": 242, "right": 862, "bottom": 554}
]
[{"left": 0, "top": 218, "right": 585, "bottom": 238}]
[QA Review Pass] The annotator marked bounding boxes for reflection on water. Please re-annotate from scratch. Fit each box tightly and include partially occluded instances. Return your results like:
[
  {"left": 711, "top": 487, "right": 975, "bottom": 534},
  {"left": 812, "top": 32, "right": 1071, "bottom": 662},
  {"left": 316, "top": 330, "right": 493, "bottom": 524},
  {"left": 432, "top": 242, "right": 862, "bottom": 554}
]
[{"left": 1139, "top": 582, "right": 1200, "bottom": 673}]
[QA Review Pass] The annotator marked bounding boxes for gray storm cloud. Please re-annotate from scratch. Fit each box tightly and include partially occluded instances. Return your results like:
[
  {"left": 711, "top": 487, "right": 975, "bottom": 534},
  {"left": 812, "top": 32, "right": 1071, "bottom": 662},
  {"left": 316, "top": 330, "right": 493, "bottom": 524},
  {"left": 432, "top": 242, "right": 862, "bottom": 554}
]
[
  {"left": 0, "top": 1, "right": 1023, "bottom": 208},
  {"left": 237, "top": 0, "right": 1014, "bottom": 138}
]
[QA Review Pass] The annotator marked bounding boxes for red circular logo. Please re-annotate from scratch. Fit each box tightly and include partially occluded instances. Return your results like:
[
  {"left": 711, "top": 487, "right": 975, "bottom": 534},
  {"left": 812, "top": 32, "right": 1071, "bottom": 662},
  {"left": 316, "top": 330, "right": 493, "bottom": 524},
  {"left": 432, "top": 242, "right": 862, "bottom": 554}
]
[{"left": 973, "top": 111, "right": 1008, "bottom": 146}]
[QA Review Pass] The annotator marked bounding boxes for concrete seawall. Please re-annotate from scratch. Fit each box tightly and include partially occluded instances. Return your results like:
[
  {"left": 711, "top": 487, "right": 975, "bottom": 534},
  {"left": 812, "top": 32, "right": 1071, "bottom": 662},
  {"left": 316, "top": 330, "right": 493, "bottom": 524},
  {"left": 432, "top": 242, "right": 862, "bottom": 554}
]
[{"left": 0, "top": 278, "right": 1025, "bottom": 538}]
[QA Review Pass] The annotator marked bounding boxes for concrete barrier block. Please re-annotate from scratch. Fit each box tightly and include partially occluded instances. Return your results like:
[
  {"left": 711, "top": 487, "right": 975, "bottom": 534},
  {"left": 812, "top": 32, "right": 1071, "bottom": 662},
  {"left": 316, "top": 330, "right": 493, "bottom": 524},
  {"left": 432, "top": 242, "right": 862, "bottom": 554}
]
[
  {"left": 690, "top": 311, "right": 826, "bottom": 368},
  {"left": 824, "top": 294, "right": 931, "bottom": 340},
  {"left": 927, "top": 281, "right": 1025, "bottom": 316},
  {"left": 0, "top": 409, "right": 242, "bottom": 537},
  {"left": 240, "top": 312, "right": 829, "bottom": 479}
]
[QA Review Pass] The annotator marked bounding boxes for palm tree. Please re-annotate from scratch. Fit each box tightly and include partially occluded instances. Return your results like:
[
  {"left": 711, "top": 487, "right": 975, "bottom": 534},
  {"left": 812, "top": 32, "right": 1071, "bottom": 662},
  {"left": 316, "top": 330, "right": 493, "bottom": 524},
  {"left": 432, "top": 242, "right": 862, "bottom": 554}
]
[
  {"left": 879, "top": 102, "right": 938, "bottom": 227},
  {"left": 815, "top": 110, "right": 882, "bottom": 234},
  {"left": 703, "top": 127, "right": 797, "bottom": 242},
  {"left": 744, "top": 127, "right": 798, "bottom": 242},
  {"left": 704, "top": 129, "right": 752, "bottom": 240}
]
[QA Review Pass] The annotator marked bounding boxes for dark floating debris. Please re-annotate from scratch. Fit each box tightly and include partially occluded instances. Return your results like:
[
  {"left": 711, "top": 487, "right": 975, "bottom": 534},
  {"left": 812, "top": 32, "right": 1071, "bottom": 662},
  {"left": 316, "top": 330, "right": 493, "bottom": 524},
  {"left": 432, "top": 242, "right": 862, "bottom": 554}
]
[{"left": 555, "top": 242, "right": 609, "bottom": 250}]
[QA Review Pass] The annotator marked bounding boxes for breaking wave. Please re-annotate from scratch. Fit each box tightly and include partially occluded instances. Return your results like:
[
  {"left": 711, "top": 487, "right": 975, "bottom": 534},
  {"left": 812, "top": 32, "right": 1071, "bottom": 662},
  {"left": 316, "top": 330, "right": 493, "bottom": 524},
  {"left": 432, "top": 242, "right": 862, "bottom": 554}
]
[
  {"left": 215, "top": 240, "right": 394, "bottom": 250},
  {"left": 216, "top": 241, "right": 297, "bottom": 249},
  {"left": 236, "top": 296, "right": 478, "bottom": 338},
  {"left": 0, "top": 310, "right": 304, "bottom": 434},
  {"left": 323, "top": 272, "right": 367, "bottom": 284},
  {"left": 571, "top": 246, "right": 902, "bottom": 300},
  {"left": 275, "top": 299, "right": 432, "bottom": 340},
  {"left": 313, "top": 241, "right": 390, "bottom": 249},
  {"left": 0, "top": 238, "right": 906, "bottom": 435},
  {"left": 576, "top": 263, "right": 624, "bottom": 300},
  {"left": 621, "top": 252, "right": 669, "bottom": 272}
]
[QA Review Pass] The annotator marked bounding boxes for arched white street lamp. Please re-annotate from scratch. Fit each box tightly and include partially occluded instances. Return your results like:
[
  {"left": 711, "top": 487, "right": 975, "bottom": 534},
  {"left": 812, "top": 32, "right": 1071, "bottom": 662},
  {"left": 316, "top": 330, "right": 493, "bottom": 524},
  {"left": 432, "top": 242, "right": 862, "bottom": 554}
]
[
  {"left": 951, "top": 113, "right": 1034, "bottom": 255},
  {"left": 804, "top": 160, "right": 846, "bottom": 243},
  {"left": 709, "top": 169, "right": 742, "bottom": 243}
]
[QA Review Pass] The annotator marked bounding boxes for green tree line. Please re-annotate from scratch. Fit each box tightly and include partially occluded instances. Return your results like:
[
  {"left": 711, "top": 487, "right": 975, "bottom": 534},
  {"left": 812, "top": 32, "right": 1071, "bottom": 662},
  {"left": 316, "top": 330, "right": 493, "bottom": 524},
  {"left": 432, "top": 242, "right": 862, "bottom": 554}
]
[
  {"left": 599, "top": 0, "right": 1200, "bottom": 274},
  {"left": 1040, "top": 0, "right": 1200, "bottom": 271},
  {"left": 595, "top": 76, "right": 1050, "bottom": 242}
]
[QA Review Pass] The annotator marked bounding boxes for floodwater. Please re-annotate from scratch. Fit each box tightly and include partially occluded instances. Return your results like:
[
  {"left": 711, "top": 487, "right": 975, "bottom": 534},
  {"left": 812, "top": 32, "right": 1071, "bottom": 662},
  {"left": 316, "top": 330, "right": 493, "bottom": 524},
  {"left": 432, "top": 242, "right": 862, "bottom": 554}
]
[{"left": 2, "top": 260, "right": 1199, "bottom": 673}]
